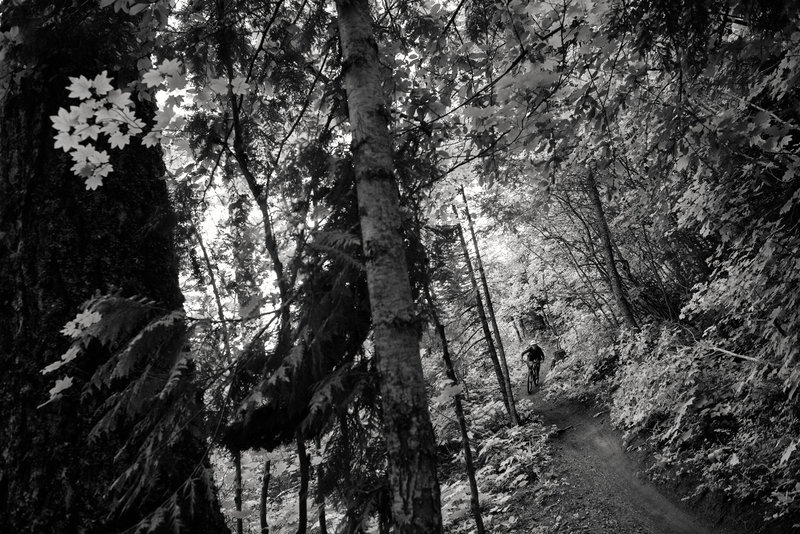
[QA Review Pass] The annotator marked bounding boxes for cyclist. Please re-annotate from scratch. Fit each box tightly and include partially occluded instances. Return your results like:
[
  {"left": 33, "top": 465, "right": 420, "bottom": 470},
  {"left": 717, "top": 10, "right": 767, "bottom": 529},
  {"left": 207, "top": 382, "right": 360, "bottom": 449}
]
[{"left": 522, "top": 341, "right": 545, "bottom": 392}]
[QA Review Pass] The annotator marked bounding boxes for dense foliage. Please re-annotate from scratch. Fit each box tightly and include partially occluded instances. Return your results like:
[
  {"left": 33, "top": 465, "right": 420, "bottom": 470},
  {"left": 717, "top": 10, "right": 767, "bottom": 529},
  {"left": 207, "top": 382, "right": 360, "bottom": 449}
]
[{"left": 2, "top": 0, "right": 799, "bottom": 531}]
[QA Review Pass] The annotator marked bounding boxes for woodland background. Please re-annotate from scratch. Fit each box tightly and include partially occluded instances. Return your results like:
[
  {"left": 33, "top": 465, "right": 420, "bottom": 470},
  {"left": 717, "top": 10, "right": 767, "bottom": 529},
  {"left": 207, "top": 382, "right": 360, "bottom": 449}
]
[{"left": 1, "top": 0, "right": 799, "bottom": 533}]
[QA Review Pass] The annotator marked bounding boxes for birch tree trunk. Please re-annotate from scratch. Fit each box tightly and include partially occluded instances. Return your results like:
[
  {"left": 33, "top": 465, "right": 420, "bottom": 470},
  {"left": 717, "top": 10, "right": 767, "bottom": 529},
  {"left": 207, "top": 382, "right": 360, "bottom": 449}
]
[
  {"left": 458, "top": 189, "right": 519, "bottom": 424},
  {"left": 334, "top": 1, "right": 442, "bottom": 531},
  {"left": 585, "top": 172, "right": 638, "bottom": 330}
]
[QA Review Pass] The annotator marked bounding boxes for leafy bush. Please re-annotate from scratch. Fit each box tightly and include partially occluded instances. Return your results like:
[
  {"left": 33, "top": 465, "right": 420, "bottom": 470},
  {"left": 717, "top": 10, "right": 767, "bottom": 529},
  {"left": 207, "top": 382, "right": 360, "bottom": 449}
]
[{"left": 608, "top": 324, "right": 800, "bottom": 524}]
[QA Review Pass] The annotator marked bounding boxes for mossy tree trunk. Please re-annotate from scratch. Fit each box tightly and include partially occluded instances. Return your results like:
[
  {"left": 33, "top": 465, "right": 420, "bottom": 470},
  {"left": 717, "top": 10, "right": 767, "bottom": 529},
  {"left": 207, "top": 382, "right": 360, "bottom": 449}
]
[{"left": 0, "top": 3, "right": 227, "bottom": 532}]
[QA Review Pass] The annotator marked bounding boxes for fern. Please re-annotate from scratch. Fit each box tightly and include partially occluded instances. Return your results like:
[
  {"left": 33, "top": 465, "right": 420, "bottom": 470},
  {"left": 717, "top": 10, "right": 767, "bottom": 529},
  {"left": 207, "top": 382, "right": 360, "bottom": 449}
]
[
  {"left": 309, "top": 229, "right": 364, "bottom": 272},
  {"left": 41, "top": 293, "right": 221, "bottom": 531}
]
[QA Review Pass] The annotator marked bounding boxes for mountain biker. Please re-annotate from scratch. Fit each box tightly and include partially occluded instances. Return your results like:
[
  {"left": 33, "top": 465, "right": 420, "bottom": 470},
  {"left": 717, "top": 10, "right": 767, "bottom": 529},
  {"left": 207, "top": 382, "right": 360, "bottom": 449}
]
[
  {"left": 521, "top": 341, "right": 544, "bottom": 368},
  {"left": 522, "top": 341, "right": 545, "bottom": 392}
]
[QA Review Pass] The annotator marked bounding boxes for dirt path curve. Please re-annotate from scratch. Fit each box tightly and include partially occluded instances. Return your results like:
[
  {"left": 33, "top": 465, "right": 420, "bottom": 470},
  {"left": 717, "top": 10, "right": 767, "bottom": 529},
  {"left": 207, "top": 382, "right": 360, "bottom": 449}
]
[{"left": 519, "top": 364, "right": 730, "bottom": 533}]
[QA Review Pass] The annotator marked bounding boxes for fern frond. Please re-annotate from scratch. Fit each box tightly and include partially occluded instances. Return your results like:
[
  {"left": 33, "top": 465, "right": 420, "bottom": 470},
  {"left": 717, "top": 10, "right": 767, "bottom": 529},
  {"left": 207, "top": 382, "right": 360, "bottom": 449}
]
[{"left": 309, "top": 229, "right": 364, "bottom": 272}]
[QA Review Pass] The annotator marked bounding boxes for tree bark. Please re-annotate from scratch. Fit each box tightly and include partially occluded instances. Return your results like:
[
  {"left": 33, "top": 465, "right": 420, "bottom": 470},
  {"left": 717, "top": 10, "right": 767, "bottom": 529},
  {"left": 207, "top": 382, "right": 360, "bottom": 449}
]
[
  {"left": 422, "top": 283, "right": 486, "bottom": 534},
  {"left": 234, "top": 449, "right": 244, "bottom": 534},
  {"left": 585, "top": 172, "right": 638, "bottom": 330},
  {"left": 0, "top": 4, "right": 228, "bottom": 533},
  {"left": 458, "top": 189, "right": 519, "bottom": 425},
  {"left": 316, "top": 463, "right": 329, "bottom": 534},
  {"left": 260, "top": 459, "right": 271, "bottom": 534},
  {"left": 512, "top": 317, "right": 525, "bottom": 342},
  {"left": 297, "top": 432, "right": 310, "bottom": 534},
  {"left": 452, "top": 210, "right": 515, "bottom": 423},
  {"left": 334, "top": 1, "right": 442, "bottom": 532}
]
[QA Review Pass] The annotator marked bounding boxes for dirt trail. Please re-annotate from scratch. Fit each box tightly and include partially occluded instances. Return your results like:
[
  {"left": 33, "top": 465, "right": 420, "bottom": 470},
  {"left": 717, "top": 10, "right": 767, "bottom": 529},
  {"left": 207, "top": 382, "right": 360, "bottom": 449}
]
[{"left": 520, "top": 363, "right": 731, "bottom": 534}]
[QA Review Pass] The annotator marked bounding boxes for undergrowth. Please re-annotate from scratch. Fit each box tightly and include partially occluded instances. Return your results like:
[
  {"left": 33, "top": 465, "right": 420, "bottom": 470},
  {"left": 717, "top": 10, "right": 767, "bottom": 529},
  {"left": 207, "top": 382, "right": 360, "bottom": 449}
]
[{"left": 546, "top": 323, "right": 800, "bottom": 529}]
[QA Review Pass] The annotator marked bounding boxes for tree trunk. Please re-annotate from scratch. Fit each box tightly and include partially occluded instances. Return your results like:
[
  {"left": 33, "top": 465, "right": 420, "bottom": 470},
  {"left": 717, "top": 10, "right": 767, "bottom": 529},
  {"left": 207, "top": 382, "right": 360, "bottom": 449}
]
[
  {"left": 260, "top": 459, "right": 271, "bottom": 534},
  {"left": 452, "top": 210, "right": 515, "bottom": 423},
  {"left": 585, "top": 172, "right": 638, "bottom": 330},
  {"left": 422, "top": 283, "right": 486, "bottom": 534},
  {"left": 334, "top": 1, "right": 442, "bottom": 532},
  {"left": 316, "top": 464, "right": 329, "bottom": 534},
  {"left": 512, "top": 317, "right": 525, "bottom": 342},
  {"left": 458, "top": 189, "right": 519, "bottom": 425},
  {"left": 234, "top": 449, "right": 244, "bottom": 534},
  {"left": 296, "top": 432, "right": 310, "bottom": 534},
  {"left": 0, "top": 4, "right": 228, "bottom": 533}
]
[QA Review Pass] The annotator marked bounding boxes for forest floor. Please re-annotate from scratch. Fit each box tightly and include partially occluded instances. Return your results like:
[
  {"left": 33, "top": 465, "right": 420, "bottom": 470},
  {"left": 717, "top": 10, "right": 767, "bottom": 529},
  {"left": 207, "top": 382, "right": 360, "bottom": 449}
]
[{"left": 515, "top": 362, "right": 735, "bottom": 534}]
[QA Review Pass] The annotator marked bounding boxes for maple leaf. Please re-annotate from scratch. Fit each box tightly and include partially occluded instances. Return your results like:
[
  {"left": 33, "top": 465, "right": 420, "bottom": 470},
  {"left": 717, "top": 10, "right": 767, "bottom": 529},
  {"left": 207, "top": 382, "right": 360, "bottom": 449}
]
[
  {"left": 157, "top": 58, "right": 182, "bottom": 77},
  {"left": 85, "top": 174, "right": 104, "bottom": 190},
  {"left": 61, "top": 320, "right": 82, "bottom": 338},
  {"left": 71, "top": 143, "right": 96, "bottom": 163},
  {"left": 142, "top": 69, "right": 165, "bottom": 88},
  {"left": 61, "top": 345, "right": 80, "bottom": 364},
  {"left": 127, "top": 117, "right": 146, "bottom": 135},
  {"left": 73, "top": 102, "right": 96, "bottom": 123},
  {"left": 108, "top": 131, "right": 130, "bottom": 149},
  {"left": 71, "top": 162, "right": 93, "bottom": 177},
  {"left": 67, "top": 75, "right": 93, "bottom": 99},
  {"left": 93, "top": 70, "right": 114, "bottom": 95},
  {"left": 94, "top": 163, "right": 112, "bottom": 178},
  {"left": 209, "top": 76, "right": 229, "bottom": 95},
  {"left": 54, "top": 131, "right": 80, "bottom": 152},
  {"left": 76, "top": 123, "right": 101, "bottom": 141},
  {"left": 166, "top": 71, "right": 187, "bottom": 91},
  {"left": 195, "top": 88, "right": 213, "bottom": 104},
  {"left": 106, "top": 88, "right": 133, "bottom": 109},
  {"left": 42, "top": 346, "right": 81, "bottom": 374},
  {"left": 142, "top": 130, "right": 161, "bottom": 147},
  {"left": 50, "top": 108, "right": 76, "bottom": 132},
  {"left": 49, "top": 376, "right": 74, "bottom": 397},
  {"left": 86, "top": 147, "right": 109, "bottom": 165},
  {"left": 42, "top": 360, "right": 66, "bottom": 375},
  {"left": 231, "top": 76, "right": 251, "bottom": 95}
]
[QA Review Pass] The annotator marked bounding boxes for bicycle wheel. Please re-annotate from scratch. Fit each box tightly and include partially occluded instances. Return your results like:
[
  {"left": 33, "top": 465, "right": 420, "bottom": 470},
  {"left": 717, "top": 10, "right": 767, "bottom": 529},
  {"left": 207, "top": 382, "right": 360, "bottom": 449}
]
[
  {"left": 527, "top": 366, "right": 535, "bottom": 394},
  {"left": 533, "top": 363, "right": 540, "bottom": 387}
]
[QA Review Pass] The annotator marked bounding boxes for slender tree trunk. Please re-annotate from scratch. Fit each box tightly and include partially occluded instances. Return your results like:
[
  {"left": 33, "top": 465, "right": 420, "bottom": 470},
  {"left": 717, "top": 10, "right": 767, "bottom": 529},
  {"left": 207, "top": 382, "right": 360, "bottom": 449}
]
[
  {"left": 540, "top": 276, "right": 561, "bottom": 342},
  {"left": 0, "top": 3, "right": 228, "bottom": 533},
  {"left": 316, "top": 464, "right": 329, "bottom": 534},
  {"left": 194, "top": 224, "right": 233, "bottom": 363},
  {"left": 452, "top": 210, "right": 514, "bottom": 423},
  {"left": 512, "top": 317, "right": 525, "bottom": 342},
  {"left": 297, "top": 433, "right": 310, "bottom": 534},
  {"left": 334, "top": 1, "right": 442, "bottom": 532},
  {"left": 260, "top": 459, "right": 271, "bottom": 534},
  {"left": 216, "top": 0, "right": 292, "bottom": 357},
  {"left": 458, "top": 189, "right": 519, "bottom": 425},
  {"left": 422, "top": 283, "right": 486, "bottom": 534},
  {"left": 234, "top": 449, "right": 244, "bottom": 534},
  {"left": 585, "top": 172, "right": 638, "bottom": 330}
]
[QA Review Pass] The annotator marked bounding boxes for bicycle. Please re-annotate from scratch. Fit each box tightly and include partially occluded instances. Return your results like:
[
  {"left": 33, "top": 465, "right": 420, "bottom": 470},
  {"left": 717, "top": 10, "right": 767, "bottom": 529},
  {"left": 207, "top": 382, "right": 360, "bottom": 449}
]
[{"left": 526, "top": 360, "right": 541, "bottom": 393}]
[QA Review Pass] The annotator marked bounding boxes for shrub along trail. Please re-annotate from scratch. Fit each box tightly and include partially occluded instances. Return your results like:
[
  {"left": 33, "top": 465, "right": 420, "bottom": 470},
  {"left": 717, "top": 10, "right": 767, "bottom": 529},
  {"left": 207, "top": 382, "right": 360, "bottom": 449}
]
[{"left": 519, "top": 365, "right": 731, "bottom": 534}]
